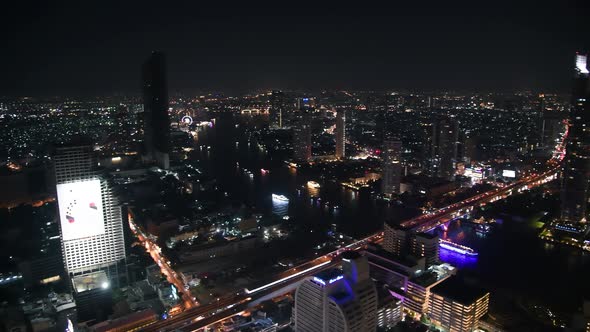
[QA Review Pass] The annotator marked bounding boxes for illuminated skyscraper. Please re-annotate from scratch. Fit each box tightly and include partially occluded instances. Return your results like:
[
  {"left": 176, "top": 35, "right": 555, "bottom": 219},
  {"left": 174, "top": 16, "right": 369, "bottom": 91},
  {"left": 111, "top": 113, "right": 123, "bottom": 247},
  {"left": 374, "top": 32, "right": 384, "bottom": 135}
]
[
  {"left": 430, "top": 117, "right": 459, "bottom": 179},
  {"left": 54, "top": 140, "right": 126, "bottom": 291},
  {"left": 294, "top": 252, "right": 377, "bottom": 331},
  {"left": 383, "top": 223, "right": 439, "bottom": 268},
  {"left": 335, "top": 109, "right": 346, "bottom": 159},
  {"left": 410, "top": 233, "right": 440, "bottom": 267},
  {"left": 560, "top": 53, "right": 590, "bottom": 224},
  {"left": 142, "top": 51, "right": 171, "bottom": 169},
  {"left": 381, "top": 140, "right": 402, "bottom": 194},
  {"left": 293, "top": 109, "right": 312, "bottom": 162}
]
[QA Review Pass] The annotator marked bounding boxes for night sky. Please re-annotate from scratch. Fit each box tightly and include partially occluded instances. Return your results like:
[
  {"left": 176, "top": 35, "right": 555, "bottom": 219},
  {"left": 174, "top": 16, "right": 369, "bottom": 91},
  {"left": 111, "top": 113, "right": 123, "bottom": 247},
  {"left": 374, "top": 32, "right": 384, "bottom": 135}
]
[{"left": 1, "top": 1, "right": 588, "bottom": 96}]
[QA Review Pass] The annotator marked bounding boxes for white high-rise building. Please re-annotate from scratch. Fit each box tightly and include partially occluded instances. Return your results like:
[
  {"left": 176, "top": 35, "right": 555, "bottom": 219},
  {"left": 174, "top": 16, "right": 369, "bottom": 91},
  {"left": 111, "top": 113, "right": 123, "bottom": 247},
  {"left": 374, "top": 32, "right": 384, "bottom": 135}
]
[
  {"left": 294, "top": 252, "right": 378, "bottom": 332},
  {"left": 54, "top": 141, "right": 126, "bottom": 289},
  {"left": 335, "top": 109, "right": 345, "bottom": 159},
  {"left": 428, "top": 276, "right": 490, "bottom": 332}
]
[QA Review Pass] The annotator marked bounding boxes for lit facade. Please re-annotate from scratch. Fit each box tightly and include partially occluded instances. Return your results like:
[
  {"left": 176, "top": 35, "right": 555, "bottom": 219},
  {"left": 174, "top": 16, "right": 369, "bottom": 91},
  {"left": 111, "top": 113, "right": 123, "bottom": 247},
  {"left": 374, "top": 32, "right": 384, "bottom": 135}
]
[
  {"left": 364, "top": 248, "right": 456, "bottom": 317},
  {"left": 382, "top": 140, "right": 402, "bottom": 194},
  {"left": 411, "top": 233, "right": 440, "bottom": 267},
  {"left": 560, "top": 53, "right": 590, "bottom": 224},
  {"left": 54, "top": 143, "right": 126, "bottom": 287},
  {"left": 293, "top": 110, "right": 312, "bottom": 162},
  {"left": 377, "top": 296, "right": 402, "bottom": 329},
  {"left": 294, "top": 253, "right": 377, "bottom": 331},
  {"left": 270, "top": 90, "right": 286, "bottom": 129},
  {"left": 383, "top": 223, "right": 408, "bottom": 257},
  {"left": 383, "top": 223, "right": 439, "bottom": 268},
  {"left": 431, "top": 117, "right": 459, "bottom": 180},
  {"left": 428, "top": 277, "right": 490, "bottom": 332},
  {"left": 335, "top": 109, "right": 346, "bottom": 159}
]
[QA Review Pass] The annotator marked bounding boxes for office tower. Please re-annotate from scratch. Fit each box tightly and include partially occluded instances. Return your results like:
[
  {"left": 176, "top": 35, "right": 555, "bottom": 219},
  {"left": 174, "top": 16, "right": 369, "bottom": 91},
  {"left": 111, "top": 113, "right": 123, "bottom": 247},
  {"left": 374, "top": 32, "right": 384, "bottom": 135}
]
[
  {"left": 270, "top": 90, "right": 285, "bottom": 129},
  {"left": 410, "top": 233, "right": 440, "bottom": 267},
  {"left": 293, "top": 109, "right": 312, "bottom": 162},
  {"left": 54, "top": 141, "right": 126, "bottom": 277},
  {"left": 428, "top": 277, "right": 490, "bottom": 332},
  {"left": 54, "top": 139, "right": 126, "bottom": 319},
  {"left": 383, "top": 223, "right": 409, "bottom": 257},
  {"left": 561, "top": 53, "right": 590, "bottom": 224},
  {"left": 463, "top": 136, "right": 479, "bottom": 163},
  {"left": 335, "top": 109, "right": 346, "bottom": 159},
  {"left": 377, "top": 298, "right": 402, "bottom": 329},
  {"left": 383, "top": 223, "right": 439, "bottom": 268},
  {"left": 376, "top": 288, "right": 402, "bottom": 329},
  {"left": 142, "top": 51, "right": 171, "bottom": 169},
  {"left": 294, "top": 252, "right": 378, "bottom": 331},
  {"left": 381, "top": 140, "right": 402, "bottom": 195},
  {"left": 431, "top": 117, "right": 459, "bottom": 179},
  {"left": 364, "top": 249, "right": 456, "bottom": 317},
  {"left": 296, "top": 97, "right": 315, "bottom": 110}
]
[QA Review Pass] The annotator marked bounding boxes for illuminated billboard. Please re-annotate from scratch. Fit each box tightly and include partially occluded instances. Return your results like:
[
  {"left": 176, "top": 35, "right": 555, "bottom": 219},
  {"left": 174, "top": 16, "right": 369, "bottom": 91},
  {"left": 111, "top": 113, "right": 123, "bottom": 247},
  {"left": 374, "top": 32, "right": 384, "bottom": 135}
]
[
  {"left": 576, "top": 54, "right": 589, "bottom": 74},
  {"left": 57, "top": 180, "right": 105, "bottom": 241},
  {"left": 502, "top": 170, "right": 516, "bottom": 178}
]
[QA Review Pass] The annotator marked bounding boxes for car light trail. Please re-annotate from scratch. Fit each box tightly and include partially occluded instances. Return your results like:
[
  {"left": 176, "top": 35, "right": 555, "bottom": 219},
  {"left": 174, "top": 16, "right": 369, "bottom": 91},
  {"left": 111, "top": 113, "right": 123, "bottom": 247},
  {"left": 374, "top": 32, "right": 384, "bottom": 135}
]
[{"left": 245, "top": 260, "right": 331, "bottom": 294}]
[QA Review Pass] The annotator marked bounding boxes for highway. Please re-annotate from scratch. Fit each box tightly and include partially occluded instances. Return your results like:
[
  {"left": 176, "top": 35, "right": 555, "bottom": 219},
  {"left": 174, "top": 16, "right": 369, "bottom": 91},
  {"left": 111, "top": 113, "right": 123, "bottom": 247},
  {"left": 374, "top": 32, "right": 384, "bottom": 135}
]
[
  {"left": 140, "top": 259, "right": 340, "bottom": 331},
  {"left": 403, "top": 165, "right": 560, "bottom": 233},
  {"left": 137, "top": 125, "right": 568, "bottom": 331},
  {"left": 137, "top": 163, "right": 561, "bottom": 331}
]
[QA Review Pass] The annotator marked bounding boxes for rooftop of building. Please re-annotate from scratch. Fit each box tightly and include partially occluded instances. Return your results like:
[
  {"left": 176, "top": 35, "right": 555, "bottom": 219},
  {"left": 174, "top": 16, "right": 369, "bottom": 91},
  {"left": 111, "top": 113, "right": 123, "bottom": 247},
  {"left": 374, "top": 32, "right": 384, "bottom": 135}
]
[
  {"left": 364, "top": 246, "right": 422, "bottom": 270},
  {"left": 431, "top": 276, "right": 489, "bottom": 305},
  {"left": 415, "top": 232, "right": 438, "bottom": 240},
  {"left": 410, "top": 271, "right": 439, "bottom": 287},
  {"left": 384, "top": 221, "right": 412, "bottom": 231},
  {"left": 314, "top": 268, "right": 344, "bottom": 283},
  {"left": 341, "top": 251, "right": 362, "bottom": 261},
  {"left": 72, "top": 271, "right": 109, "bottom": 293},
  {"left": 376, "top": 283, "right": 401, "bottom": 307},
  {"left": 410, "top": 263, "right": 456, "bottom": 287},
  {"left": 55, "top": 135, "right": 94, "bottom": 148}
]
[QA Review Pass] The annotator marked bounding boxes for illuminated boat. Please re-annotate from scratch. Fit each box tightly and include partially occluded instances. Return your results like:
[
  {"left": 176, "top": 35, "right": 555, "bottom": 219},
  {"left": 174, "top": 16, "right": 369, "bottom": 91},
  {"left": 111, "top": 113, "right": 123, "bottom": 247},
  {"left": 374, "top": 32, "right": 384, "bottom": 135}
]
[
  {"left": 475, "top": 223, "right": 491, "bottom": 234},
  {"left": 439, "top": 239, "right": 478, "bottom": 256},
  {"left": 307, "top": 181, "right": 321, "bottom": 189},
  {"left": 272, "top": 194, "right": 289, "bottom": 202}
]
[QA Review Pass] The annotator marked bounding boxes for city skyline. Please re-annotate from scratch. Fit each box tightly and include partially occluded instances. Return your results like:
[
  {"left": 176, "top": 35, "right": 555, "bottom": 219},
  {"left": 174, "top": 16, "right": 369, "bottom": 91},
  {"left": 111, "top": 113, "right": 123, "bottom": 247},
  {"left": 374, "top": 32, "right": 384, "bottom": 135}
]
[{"left": 2, "top": 4, "right": 590, "bottom": 331}]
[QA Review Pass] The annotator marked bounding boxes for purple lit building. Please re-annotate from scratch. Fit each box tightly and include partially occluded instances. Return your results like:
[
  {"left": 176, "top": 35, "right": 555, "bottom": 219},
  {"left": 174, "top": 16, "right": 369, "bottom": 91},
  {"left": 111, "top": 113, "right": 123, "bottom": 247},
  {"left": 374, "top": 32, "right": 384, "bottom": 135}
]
[{"left": 294, "top": 252, "right": 378, "bottom": 331}]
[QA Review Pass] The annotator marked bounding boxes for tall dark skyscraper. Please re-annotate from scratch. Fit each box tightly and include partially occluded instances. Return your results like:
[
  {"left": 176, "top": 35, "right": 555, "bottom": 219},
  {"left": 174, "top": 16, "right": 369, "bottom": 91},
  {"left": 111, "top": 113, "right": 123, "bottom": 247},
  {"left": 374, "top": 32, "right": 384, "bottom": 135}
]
[
  {"left": 381, "top": 140, "right": 402, "bottom": 195},
  {"left": 540, "top": 110, "right": 566, "bottom": 153},
  {"left": 293, "top": 109, "right": 312, "bottom": 162},
  {"left": 560, "top": 53, "right": 590, "bottom": 224},
  {"left": 430, "top": 117, "right": 459, "bottom": 179},
  {"left": 335, "top": 109, "right": 346, "bottom": 159},
  {"left": 142, "top": 51, "right": 171, "bottom": 169},
  {"left": 269, "top": 90, "right": 285, "bottom": 129}
]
